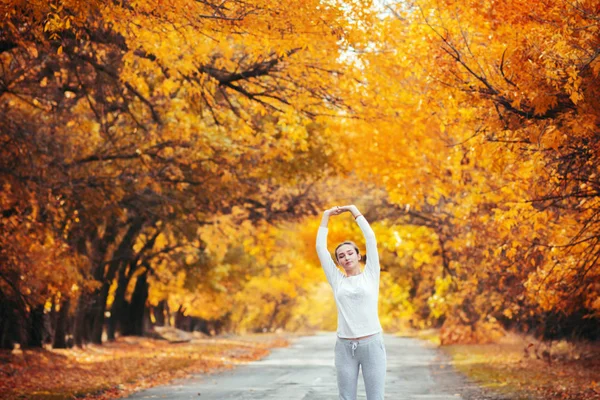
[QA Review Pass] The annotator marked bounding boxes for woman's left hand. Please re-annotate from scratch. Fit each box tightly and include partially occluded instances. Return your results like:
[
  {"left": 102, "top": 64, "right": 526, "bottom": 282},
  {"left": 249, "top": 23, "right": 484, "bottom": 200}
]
[{"left": 338, "top": 205, "right": 359, "bottom": 214}]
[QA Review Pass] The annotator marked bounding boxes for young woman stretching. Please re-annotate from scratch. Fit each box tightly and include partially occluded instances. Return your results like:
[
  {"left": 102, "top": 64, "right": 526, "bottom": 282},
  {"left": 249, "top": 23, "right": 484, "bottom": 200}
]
[{"left": 316, "top": 205, "right": 386, "bottom": 400}]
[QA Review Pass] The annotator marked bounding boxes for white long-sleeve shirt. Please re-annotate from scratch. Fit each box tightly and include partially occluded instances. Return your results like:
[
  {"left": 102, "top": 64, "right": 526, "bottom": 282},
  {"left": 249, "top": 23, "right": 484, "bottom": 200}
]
[{"left": 316, "top": 215, "right": 382, "bottom": 338}]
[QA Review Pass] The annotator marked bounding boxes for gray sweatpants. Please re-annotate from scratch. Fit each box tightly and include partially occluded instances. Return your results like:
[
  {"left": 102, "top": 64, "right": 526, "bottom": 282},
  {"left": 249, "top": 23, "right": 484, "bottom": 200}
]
[{"left": 334, "top": 332, "right": 386, "bottom": 400}]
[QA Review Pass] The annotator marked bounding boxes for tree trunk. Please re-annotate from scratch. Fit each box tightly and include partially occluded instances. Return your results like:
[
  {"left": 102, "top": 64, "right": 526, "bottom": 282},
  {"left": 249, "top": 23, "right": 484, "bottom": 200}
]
[
  {"left": 27, "top": 304, "right": 45, "bottom": 348},
  {"left": 175, "top": 305, "right": 186, "bottom": 330},
  {"left": 107, "top": 267, "right": 129, "bottom": 341},
  {"left": 48, "top": 295, "right": 58, "bottom": 344},
  {"left": 73, "top": 292, "right": 90, "bottom": 348},
  {"left": 0, "top": 298, "right": 17, "bottom": 350},
  {"left": 128, "top": 271, "right": 148, "bottom": 336},
  {"left": 165, "top": 300, "right": 171, "bottom": 326},
  {"left": 266, "top": 301, "right": 280, "bottom": 333},
  {"left": 53, "top": 298, "right": 70, "bottom": 349},
  {"left": 90, "top": 218, "right": 146, "bottom": 344},
  {"left": 90, "top": 281, "right": 110, "bottom": 344},
  {"left": 143, "top": 306, "right": 151, "bottom": 334},
  {"left": 72, "top": 230, "right": 101, "bottom": 348},
  {"left": 153, "top": 300, "right": 166, "bottom": 326}
]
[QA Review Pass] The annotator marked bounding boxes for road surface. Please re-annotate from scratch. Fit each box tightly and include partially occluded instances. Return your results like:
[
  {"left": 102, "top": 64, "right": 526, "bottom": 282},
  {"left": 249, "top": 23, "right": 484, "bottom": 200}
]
[{"left": 126, "top": 332, "right": 498, "bottom": 400}]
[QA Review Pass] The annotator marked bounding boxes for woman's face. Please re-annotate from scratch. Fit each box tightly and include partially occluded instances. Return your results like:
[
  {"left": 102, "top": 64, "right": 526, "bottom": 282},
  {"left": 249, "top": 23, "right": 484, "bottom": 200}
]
[{"left": 336, "top": 244, "right": 360, "bottom": 271}]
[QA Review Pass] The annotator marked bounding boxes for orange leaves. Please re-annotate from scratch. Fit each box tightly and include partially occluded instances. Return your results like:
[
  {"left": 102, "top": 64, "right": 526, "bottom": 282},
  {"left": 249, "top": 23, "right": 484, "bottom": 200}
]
[
  {"left": 0, "top": 190, "right": 85, "bottom": 310},
  {"left": 447, "top": 337, "right": 600, "bottom": 399},
  {"left": 3, "top": 0, "right": 599, "bottom": 347},
  {"left": 0, "top": 335, "right": 286, "bottom": 400},
  {"left": 319, "top": 0, "right": 600, "bottom": 342},
  {"left": 2, "top": 0, "right": 377, "bottom": 345},
  {"left": 227, "top": 220, "right": 326, "bottom": 332}
]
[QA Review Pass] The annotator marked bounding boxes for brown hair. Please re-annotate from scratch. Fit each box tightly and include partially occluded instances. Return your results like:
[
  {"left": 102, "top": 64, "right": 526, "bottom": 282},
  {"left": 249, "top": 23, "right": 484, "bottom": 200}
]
[{"left": 334, "top": 241, "right": 367, "bottom": 264}]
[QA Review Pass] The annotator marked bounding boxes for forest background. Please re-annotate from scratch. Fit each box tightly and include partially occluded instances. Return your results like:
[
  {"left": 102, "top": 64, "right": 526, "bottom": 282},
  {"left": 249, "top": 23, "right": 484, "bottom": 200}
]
[{"left": 1, "top": 0, "right": 599, "bottom": 359}]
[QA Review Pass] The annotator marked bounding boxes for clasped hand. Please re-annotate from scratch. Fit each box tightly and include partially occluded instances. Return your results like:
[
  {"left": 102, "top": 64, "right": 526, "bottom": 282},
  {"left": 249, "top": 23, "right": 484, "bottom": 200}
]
[{"left": 325, "top": 205, "right": 356, "bottom": 216}]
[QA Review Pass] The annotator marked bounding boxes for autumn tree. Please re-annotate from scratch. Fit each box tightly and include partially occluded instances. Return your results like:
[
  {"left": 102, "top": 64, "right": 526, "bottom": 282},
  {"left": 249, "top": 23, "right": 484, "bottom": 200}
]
[
  {"left": 338, "top": 0, "right": 600, "bottom": 342},
  {"left": 0, "top": 0, "right": 377, "bottom": 347}
]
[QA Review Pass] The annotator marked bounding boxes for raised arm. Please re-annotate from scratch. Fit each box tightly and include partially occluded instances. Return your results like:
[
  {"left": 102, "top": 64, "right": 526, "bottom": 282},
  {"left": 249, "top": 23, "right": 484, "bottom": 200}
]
[
  {"left": 341, "top": 205, "right": 380, "bottom": 272},
  {"left": 316, "top": 207, "right": 343, "bottom": 287}
]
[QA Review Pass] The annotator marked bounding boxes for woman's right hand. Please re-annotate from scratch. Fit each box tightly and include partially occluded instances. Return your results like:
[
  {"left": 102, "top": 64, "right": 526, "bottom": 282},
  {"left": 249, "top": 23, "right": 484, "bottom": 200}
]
[
  {"left": 325, "top": 206, "right": 344, "bottom": 216},
  {"left": 334, "top": 205, "right": 359, "bottom": 214},
  {"left": 321, "top": 206, "right": 344, "bottom": 228}
]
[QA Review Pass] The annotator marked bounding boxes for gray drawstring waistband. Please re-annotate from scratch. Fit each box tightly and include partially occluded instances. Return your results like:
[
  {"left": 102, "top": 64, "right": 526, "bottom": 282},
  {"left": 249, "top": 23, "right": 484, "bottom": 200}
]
[{"left": 337, "top": 332, "right": 383, "bottom": 358}]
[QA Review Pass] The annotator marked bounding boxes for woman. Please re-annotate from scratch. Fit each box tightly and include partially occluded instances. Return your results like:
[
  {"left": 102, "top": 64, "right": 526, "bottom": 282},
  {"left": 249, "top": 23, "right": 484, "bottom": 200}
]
[{"left": 316, "top": 204, "right": 386, "bottom": 400}]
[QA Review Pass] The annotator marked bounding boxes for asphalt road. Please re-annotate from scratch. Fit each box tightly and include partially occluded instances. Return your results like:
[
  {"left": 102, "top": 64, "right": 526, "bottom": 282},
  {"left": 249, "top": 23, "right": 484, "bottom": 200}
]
[{"left": 125, "top": 332, "right": 486, "bottom": 400}]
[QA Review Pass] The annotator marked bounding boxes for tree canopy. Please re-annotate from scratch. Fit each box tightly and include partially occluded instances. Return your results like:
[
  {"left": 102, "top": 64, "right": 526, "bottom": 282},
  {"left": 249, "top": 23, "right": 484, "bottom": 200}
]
[{"left": 1, "top": 0, "right": 598, "bottom": 347}]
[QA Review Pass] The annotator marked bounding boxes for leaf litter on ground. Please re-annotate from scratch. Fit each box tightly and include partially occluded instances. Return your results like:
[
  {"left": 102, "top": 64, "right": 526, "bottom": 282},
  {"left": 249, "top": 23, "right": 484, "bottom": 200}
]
[{"left": 0, "top": 332, "right": 289, "bottom": 400}]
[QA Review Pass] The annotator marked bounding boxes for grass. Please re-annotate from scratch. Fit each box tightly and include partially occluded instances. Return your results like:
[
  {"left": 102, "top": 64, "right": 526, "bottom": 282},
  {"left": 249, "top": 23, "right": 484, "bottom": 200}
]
[{"left": 416, "top": 330, "right": 600, "bottom": 400}]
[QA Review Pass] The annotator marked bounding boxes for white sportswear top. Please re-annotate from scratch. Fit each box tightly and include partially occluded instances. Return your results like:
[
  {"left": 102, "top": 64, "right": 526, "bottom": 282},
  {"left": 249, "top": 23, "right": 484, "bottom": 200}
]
[{"left": 316, "top": 215, "right": 383, "bottom": 339}]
